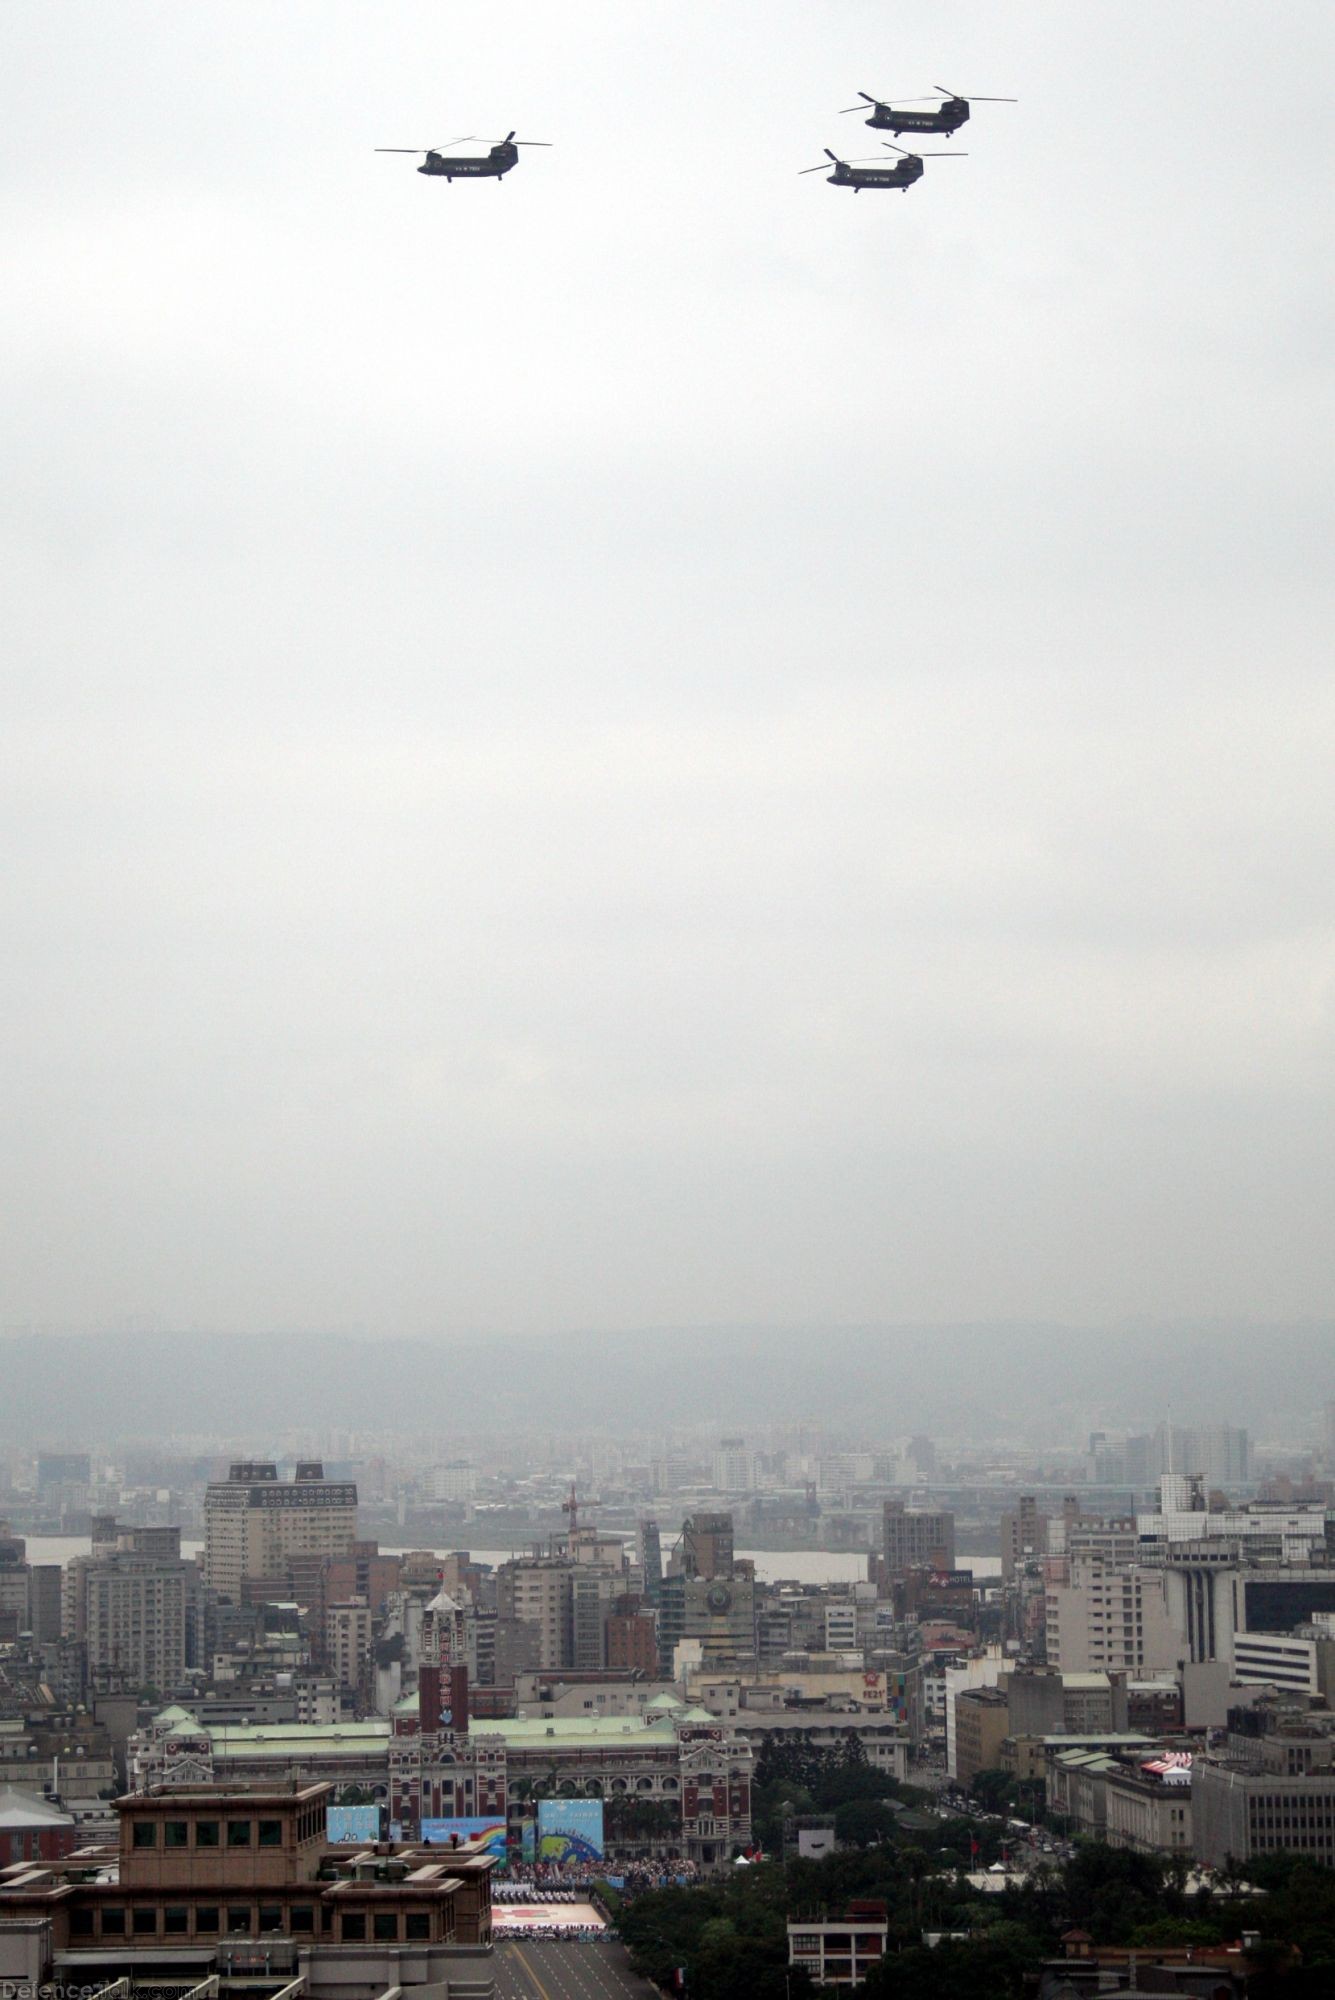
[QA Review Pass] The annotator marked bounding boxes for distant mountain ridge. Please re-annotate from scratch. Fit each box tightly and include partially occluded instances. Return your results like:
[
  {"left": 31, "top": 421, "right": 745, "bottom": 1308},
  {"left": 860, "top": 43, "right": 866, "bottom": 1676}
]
[{"left": 0, "top": 1322, "right": 1326, "bottom": 1441}]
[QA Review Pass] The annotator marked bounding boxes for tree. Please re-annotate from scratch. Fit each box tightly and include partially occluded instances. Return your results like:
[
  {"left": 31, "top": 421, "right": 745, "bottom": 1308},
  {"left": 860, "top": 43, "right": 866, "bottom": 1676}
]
[
  {"left": 970, "top": 1768, "right": 1016, "bottom": 1814},
  {"left": 833, "top": 1798, "right": 900, "bottom": 1848}
]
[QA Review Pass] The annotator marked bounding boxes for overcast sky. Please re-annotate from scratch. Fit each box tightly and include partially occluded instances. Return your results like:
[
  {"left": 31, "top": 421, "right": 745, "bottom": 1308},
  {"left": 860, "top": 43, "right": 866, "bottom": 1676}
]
[{"left": 2, "top": 2, "right": 1332, "bottom": 1341}]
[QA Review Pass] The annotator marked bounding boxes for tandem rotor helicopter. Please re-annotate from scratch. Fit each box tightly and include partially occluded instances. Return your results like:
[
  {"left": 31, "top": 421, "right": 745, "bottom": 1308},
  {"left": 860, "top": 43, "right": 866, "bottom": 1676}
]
[
  {"left": 839, "top": 84, "right": 1016, "bottom": 138},
  {"left": 800, "top": 142, "right": 965, "bottom": 193},
  {"left": 374, "top": 132, "right": 551, "bottom": 181}
]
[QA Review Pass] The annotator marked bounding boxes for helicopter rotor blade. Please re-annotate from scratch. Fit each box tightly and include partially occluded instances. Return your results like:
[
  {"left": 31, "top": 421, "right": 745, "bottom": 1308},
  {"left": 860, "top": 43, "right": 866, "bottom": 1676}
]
[
  {"left": 431, "top": 136, "right": 475, "bottom": 150},
  {"left": 880, "top": 142, "right": 911, "bottom": 156},
  {"left": 374, "top": 148, "right": 428, "bottom": 153},
  {"left": 934, "top": 84, "right": 1017, "bottom": 101},
  {"left": 917, "top": 150, "right": 968, "bottom": 157}
]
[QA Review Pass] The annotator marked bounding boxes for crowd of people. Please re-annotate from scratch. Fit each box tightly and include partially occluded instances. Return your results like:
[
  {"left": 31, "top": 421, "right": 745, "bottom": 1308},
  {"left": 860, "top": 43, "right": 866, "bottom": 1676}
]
[{"left": 606, "top": 1857, "right": 703, "bottom": 1891}]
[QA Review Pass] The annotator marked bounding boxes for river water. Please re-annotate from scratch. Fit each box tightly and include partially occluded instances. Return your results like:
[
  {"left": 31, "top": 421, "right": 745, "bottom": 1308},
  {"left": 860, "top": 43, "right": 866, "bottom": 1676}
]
[{"left": 23, "top": 1536, "right": 1000, "bottom": 1585}]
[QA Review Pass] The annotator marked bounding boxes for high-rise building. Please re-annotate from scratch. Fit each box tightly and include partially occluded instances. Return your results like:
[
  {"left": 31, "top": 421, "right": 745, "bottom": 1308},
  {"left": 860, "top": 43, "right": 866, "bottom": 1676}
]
[
  {"left": 711, "top": 1442, "right": 758, "bottom": 1492},
  {"left": 637, "top": 1519, "right": 663, "bottom": 1605},
  {"left": 1044, "top": 1553, "right": 1178, "bottom": 1674},
  {"left": 1000, "top": 1496, "right": 1049, "bottom": 1580},
  {"left": 427, "top": 1463, "right": 477, "bottom": 1502},
  {"left": 682, "top": 1514, "right": 734, "bottom": 1581},
  {"left": 882, "top": 1501, "right": 955, "bottom": 1575},
  {"left": 326, "top": 1599, "right": 373, "bottom": 1693},
  {"left": 203, "top": 1461, "right": 358, "bottom": 1598},
  {"left": 658, "top": 1573, "right": 756, "bottom": 1672},
  {"left": 63, "top": 1539, "right": 200, "bottom": 1693},
  {"left": 606, "top": 1593, "right": 659, "bottom": 1673},
  {"left": 495, "top": 1557, "right": 573, "bottom": 1670}
]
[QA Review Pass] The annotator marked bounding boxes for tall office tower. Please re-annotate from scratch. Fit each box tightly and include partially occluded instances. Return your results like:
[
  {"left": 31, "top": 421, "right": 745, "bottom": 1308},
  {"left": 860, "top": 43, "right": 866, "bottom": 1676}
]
[
  {"left": 1154, "top": 1424, "right": 1250, "bottom": 1487},
  {"left": 0, "top": 1526, "right": 29, "bottom": 1643},
  {"left": 63, "top": 1541, "right": 200, "bottom": 1691},
  {"left": 637, "top": 1519, "right": 663, "bottom": 1604},
  {"left": 882, "top": 1500, "right": 955, "bottom": 1575},
  {"left": 203, "top": 1461, "right": 357, "bottom": 1598},
  {"left": 682, "top": 1513, "right": 734, "bottom": 1580}
]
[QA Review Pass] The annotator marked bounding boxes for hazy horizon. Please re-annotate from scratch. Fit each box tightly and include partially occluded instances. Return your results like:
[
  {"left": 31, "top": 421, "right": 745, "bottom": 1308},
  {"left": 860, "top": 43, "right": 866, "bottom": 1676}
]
[{"left": 0, "top": 1322, "right": 1328, "bottom": 1443}]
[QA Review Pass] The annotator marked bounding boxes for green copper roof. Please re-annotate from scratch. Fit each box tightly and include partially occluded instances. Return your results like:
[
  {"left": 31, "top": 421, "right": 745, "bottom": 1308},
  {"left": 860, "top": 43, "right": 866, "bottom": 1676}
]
[{"left": 156, "top": 1704, "right": 680, "bottom": 1759}]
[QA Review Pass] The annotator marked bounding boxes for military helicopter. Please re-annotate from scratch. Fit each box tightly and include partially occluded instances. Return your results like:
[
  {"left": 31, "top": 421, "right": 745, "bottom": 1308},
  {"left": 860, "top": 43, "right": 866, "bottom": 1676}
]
[
  {"left": 374, "top": 132, "right": 551, "bottom": 181},
  {"left": 800, "top": 142, "right": 965, "bottom": 193},
  {"left": 839, "top": 85, "right": 1015, "bottom": 137}
]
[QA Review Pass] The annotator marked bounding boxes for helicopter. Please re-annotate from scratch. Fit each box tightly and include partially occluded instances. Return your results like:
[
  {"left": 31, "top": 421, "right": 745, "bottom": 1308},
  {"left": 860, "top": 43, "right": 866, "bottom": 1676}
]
[
  {"left": 374, "top": 132, "right": 551, "bottom": 180},
  {"left": 839, "top": 85, "right": 1015, "bottom": 137},
  {"left": 800, "top": 142, "right": 965, "bottom": 193}
]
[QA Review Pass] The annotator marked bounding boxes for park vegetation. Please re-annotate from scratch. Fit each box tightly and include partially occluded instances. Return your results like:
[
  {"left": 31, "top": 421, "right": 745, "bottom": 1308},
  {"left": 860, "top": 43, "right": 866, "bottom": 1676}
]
[{"left": 601, "top": 1737, "right": 1335, "bottom": 1999}]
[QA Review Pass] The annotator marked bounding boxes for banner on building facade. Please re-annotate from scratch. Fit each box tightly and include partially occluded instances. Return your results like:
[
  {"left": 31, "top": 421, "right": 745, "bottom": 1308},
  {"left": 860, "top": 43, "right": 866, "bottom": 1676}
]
[
  {"left": 326, "top": 1805, "right": 381, "bottom": 1844},
  {"left": 536, "top": 1798, "right": 605, "bottom": 1864},
  {"left": 421, "top": 1816, "right": 508, "bottom": 1861}
]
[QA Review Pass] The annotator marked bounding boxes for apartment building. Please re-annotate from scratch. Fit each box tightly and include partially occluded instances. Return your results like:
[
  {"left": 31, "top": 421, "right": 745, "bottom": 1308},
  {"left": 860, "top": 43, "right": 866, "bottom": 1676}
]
[
  {"left": 1045, "top": 1553, "right": 1178, "bottom": 1674},
  {"left": 63, "top": 1536, "right": 200, "bottom": 1693},
  {"left": 203, "top": 1464, "right": 358, "bottom": 1599}
]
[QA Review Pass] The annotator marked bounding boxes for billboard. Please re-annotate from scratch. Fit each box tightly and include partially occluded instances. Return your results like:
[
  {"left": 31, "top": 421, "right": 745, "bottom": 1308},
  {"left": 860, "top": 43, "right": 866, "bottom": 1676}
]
[
  {"left": 421, "top": 1817, "right": 508, "bottom": 1862},
  {"left": 326, "top": 1805, "right": 381, "bottom": 1844},
  {"left": 536, "top": 1798, "right": 604, "bottom": 1864}
]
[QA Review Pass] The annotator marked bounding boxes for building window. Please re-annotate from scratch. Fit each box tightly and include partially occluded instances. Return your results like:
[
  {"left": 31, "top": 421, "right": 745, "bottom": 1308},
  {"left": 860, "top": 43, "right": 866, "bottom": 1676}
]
[
  {"left": 405, "top": 1912, "right": 430, "bottom": 1941},
  {"left": 164, "top": 1907, "right": 189, "bottom": 1936},
  {"left": 196, "top": 1820, "right": 220, "bottom": 1846},
  {"left": 227, "top": 1907, "right": 252, "bottom": 1935},
  {"left": 227, "top": 1820, "right": 252, "bottom": 1847},
  {"left": 341, "top": 1913, "right": 367, "bottom": 1941},
  {"left": 164, "top": 1820, "right": 189, "bottom": 1847},
  {"left": 291, "top": 1907, "right": 314, "bottom": 1934},
  {"left": 196, "top": 1907, "right": 219, "bottom": 1933},
  {"left": 133, "top": 1908, "right": 157, "bottom": 1935},
  {"left": 101, "top": 1908, "right": 126, "bottom": 1935},
  {"left": 258, "top": 1820, "right": 282, "bottom": 1848},
  {"left": 132, "top": 1821, "right": 157, "bottom": 1848},
  {"left": 259, "top": 1906, "right": 283, "bottom": 1933},
  {"left": 373, "top": 1912, "right": 398, "bottom": 1942},
  {"left": 69, "top": 1909, "right": 94, "bottom": 1938}
]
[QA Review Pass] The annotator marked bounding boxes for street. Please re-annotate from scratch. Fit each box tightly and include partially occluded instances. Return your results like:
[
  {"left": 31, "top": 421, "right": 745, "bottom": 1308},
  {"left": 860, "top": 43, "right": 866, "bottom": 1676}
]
[{"left": 496, "top": 1937, "right": 662, "bottom": 2000}]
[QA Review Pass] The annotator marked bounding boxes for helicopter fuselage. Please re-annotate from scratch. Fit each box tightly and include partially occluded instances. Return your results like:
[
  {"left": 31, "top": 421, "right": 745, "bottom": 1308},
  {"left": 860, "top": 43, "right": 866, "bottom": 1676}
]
[
  {"left": 419, "top": 144, "right": 518, "bottom": 179},
  {"left": 829, "top": 157, "right": 925, "bottom": 191},
  {"left": 864, "top": 101, "right": 968, "bottom": 137}
]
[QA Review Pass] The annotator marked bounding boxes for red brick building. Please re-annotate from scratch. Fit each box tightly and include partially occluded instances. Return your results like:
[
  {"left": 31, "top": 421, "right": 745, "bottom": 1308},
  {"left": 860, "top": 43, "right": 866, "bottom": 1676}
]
[{"left": 0, "top": 1789, "right": 78, "bottom": 1868}]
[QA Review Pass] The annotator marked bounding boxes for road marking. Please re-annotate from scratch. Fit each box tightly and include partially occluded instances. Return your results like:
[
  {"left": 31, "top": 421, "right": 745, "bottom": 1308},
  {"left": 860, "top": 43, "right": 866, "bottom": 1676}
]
[{"left": 511, "top": 1942, "right": 556, "bottom": 2000}]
